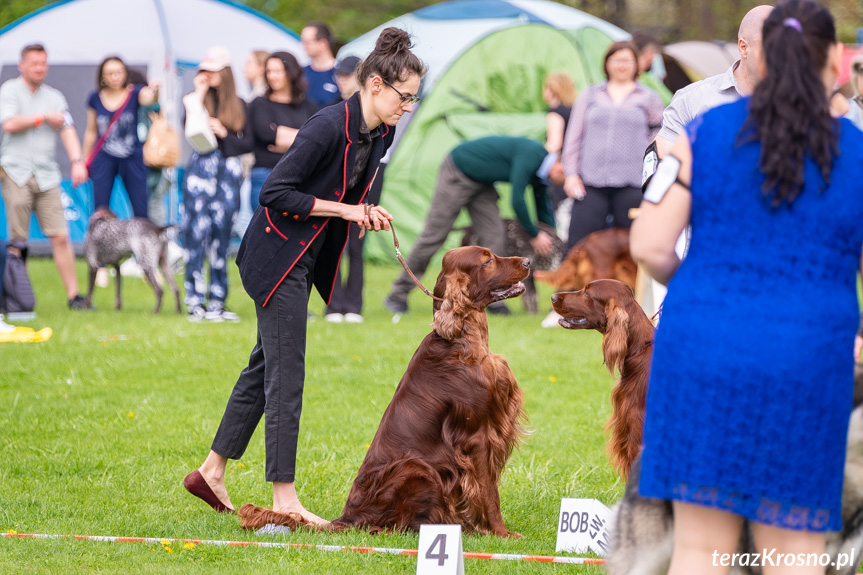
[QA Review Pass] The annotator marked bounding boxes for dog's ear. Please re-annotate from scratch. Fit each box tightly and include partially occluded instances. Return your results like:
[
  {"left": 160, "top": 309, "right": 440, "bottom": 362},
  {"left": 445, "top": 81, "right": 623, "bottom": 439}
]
[
  {"left": 433, "top": 270, "right": 471, "bottom": 340},
  {"left": 602, "top": 300, "right": 630, "bottom": 375}
]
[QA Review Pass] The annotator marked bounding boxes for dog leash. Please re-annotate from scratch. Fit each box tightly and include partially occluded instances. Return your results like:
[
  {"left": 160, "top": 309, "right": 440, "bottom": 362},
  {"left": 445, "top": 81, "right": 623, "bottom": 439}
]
[{"left": 357, "top": 203, "right": 442, "bottom": 302}]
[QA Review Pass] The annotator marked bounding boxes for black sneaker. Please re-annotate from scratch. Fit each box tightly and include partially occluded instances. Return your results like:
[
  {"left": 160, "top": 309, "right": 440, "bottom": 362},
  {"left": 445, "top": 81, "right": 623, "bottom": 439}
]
[
  {"left": 383, "top": 294, "right": 408, "bottom": 314},
  {"left": 68, "top": 295, "right": 93, "bottom": 310},
  {"left": 487, "top": 303, "right": 511, "bottom": 316}
]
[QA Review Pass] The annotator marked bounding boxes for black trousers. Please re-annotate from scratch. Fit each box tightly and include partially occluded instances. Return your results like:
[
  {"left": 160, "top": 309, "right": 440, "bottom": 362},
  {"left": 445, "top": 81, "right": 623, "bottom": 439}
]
[
  {"left": 211, "top": 235, "right": 323, "bottom": 483},
  {"left": 566, "top": 185, "right": 642, "bottom": 251}
]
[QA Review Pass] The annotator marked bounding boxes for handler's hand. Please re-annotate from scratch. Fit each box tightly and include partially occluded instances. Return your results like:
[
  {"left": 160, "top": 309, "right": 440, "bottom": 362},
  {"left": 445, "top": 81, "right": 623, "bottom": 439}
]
[
  {"left": 855, "top": 334, "right": 863, "bottom": 364},
  {"left": 530, "top": 230, "right": 554, "bottom": 257},
  {"left": 349, "top": 204, "right": 393, "bottom": 233},
  {"left": 564, "top": 174, "right": 585, "bottom": 200}
]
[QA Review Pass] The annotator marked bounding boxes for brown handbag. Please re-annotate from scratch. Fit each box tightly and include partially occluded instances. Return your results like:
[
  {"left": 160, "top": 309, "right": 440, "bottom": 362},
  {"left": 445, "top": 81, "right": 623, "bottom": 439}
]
[{"left": 143, "top": 111, "right": 180, "bottom": 168}]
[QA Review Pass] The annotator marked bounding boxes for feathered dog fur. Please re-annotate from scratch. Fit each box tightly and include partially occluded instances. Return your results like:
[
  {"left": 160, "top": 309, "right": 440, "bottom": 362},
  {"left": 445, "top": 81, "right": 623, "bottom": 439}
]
[
  {"left": 240, "top": 246, "right": 530, "bottom": 536},
  {"left": 535, "top": 228, "right": 637, "bottom": 292},
  {"left": 551, "top": 279, "right": 654, "bottom": 479}
]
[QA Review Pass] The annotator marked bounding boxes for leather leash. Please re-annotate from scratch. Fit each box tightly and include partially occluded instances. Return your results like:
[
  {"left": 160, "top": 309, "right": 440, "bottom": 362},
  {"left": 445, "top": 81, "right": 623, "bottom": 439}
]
[{"left": 357, "top": 203, "right": 442, "bottom": 302}]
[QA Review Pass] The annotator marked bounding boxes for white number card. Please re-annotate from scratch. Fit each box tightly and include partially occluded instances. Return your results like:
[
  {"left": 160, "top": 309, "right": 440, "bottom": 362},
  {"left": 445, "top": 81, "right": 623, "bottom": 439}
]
[
  {"left": 417, "top": 524, "right": 464, "bottom": 575},
  {"left": 555, "top": 498, "right": 612, "bottom": 556}
]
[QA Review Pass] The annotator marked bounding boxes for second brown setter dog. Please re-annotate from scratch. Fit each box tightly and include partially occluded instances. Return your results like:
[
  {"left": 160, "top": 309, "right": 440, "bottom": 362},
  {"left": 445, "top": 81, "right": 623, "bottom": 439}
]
[
  {"left": 535, "top": 228, "right": 637, "bottom": 292},
  {"left": 240, "top": 246, "right": 529, "bottom": 536},
  {"left": 551, "top": 279, "right": 653, "bottom": 479}
]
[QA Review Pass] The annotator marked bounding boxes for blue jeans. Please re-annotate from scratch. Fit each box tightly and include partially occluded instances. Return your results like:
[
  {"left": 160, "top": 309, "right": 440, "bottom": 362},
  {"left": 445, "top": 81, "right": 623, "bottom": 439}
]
[{"left": 249, "top": 167, "right": 272, "bottom": 212}]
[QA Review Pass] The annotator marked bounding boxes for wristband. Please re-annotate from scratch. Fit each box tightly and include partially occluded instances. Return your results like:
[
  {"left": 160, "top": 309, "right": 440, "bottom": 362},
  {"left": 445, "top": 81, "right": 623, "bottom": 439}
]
[{"left": 33, "top": 115, "right": 43, "bottom": 127}]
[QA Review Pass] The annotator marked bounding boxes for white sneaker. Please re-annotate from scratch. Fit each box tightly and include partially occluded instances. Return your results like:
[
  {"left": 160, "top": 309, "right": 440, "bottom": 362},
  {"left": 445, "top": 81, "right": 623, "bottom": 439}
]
[
  {"left": 187, "top": 305, "right": 206, "bottom": 322},
  {"left": 325, "top": 313, "right": 344, "bottom": 323},
  {"left": 0, "top": 314, "right": 15, "bottom": 333},
  {"left": 95, "top": 267, "right": 110, "bottom": 288},
  {"left": 204, "top": 304, "right": 240, "bottom": 323},
  {"left": 343, "top": 313, "right": 364, "bottom": 324},
  {"left": 541, "top": 310, "right": 563, "bottom": 328}
]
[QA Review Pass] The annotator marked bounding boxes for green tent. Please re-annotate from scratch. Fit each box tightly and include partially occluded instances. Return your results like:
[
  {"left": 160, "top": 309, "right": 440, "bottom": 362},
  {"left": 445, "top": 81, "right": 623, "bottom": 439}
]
[{"left": 338, "top": 0, "right": 628, "bottom": 263}]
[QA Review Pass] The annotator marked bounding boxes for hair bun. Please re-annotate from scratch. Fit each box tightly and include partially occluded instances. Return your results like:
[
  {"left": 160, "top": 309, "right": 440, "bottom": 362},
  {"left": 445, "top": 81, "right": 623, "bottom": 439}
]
[{"left": 374, "top": 27, "right": 413, "bottom": 55}]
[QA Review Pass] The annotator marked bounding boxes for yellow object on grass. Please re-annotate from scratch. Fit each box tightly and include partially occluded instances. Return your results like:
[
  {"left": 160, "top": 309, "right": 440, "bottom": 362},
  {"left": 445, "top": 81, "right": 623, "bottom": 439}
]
[{"left": 0, "top": 326, "right": 53, "bottom": 343}]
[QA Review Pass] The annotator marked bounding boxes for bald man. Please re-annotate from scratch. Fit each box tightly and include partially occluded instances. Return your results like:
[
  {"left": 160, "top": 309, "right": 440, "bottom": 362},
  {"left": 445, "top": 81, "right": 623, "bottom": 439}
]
[
  {"left": 651, "top": 5, "right": 773, "bottom": 158},
  {"left": 635, "top": 6, "right": 773, "bottom": 317}
]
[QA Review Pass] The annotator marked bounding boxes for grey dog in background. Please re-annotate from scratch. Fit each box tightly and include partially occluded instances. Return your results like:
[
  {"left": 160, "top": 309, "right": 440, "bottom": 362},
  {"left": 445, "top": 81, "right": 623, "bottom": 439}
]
[
  {"left": 605, "top": 367, "right": 863, "bottom": 575},
  {"left": 84, "top": 207, "right": 181, "bottom": 314}
]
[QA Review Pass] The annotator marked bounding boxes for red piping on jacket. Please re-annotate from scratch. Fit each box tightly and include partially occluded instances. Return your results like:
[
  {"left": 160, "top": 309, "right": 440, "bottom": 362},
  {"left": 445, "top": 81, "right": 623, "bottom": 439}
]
[
  {"left": 264, "top": 209, "right": 288, "bottom": 240},
  {"left": 262, "top": 100, "right": 354, "bottom": 308}
]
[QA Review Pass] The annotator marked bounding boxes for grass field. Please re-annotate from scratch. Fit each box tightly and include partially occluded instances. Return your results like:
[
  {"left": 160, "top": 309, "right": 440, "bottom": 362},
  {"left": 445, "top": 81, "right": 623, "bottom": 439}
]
[{"left": 0, "top": 255, "right": 623, "bottom": 574}]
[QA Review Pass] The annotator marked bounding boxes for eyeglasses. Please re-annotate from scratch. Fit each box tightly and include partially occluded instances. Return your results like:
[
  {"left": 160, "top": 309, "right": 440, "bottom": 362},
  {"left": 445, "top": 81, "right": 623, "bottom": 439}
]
[{"left": 381, "top": 78, "right": 421, "bottom": 104}]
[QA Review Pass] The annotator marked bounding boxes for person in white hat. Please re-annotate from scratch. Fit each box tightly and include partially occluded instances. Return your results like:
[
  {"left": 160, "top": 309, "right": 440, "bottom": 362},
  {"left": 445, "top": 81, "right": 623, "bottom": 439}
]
[{"left": 181, "top": 46, "right": 252, "bottom": 323}]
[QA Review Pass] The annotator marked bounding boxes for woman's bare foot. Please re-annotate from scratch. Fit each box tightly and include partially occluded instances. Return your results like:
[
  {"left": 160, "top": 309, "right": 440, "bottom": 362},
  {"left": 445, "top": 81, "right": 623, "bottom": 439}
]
[
  {"left": 197, "top": 451, "right": 234, "bottom": 511},
  {"left": 273, "top": 481, "right": 328, "bottom": 526}
]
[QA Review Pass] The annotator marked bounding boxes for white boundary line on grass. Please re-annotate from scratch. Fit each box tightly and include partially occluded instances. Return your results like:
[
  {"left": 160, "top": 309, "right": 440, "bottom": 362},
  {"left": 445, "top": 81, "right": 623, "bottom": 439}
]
[{"left": 3, "top": 532, "right": 606, "bottom": 565}]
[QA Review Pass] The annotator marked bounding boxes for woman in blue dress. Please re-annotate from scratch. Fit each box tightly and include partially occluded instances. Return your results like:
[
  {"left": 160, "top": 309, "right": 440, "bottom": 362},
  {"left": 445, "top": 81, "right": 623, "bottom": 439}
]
[{"left": 631, "top": 1, "right": 863, "bottom": 572}]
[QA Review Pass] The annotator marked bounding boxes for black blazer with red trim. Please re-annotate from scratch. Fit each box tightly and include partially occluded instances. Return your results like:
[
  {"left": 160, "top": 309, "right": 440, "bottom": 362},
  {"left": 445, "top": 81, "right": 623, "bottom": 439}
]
[{"left": 236, "top": 92, "right": 395, "bottom": 307}]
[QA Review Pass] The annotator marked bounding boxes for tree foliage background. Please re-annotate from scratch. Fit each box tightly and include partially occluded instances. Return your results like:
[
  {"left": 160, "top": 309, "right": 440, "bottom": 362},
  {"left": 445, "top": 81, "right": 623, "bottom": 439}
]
[{"left": 1, "top": 0, "right": 862, "bottom": 49}]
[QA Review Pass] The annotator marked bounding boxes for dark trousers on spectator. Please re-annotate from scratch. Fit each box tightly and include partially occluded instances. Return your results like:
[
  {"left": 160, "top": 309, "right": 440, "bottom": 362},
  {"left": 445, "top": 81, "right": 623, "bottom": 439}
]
[
  {"left": 210, "top": 238, "right": 321, "bottom": 483},
  {"left": 327, "top": 223, "right": 365, "bottom": 315},
  {"left": 89, "top": 150, "right": 149, "bottom": 218},
  {"left": 567, "top": 185, "right": 641, "bottom": 251}
]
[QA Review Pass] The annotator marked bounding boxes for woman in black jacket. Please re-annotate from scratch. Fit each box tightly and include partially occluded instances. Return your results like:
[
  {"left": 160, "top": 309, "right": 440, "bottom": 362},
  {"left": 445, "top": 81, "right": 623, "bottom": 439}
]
[{"left": 183, "top": 28, "right": 426, "bottom": 525}]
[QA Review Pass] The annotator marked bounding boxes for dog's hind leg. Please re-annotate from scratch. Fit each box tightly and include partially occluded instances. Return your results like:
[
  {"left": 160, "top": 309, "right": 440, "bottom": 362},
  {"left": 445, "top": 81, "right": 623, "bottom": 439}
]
[
  {"left": 160, "top": 253, "right": 181, "bottom": 313},
  {"left": 113, "top": 264, "right": 122, "bottom": 310},
  {"left": 142, "top": 267, "right": 164, "bottom": 314}
]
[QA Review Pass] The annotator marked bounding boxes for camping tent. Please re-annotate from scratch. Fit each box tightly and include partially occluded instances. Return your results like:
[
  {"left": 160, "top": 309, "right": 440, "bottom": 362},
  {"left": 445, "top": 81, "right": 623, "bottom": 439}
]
[
  {"left": 338, "top": 0, "right": 628, "bottom": 263},
  {"left": 0, "top": 0, "right": 303, "bottom": 246},
  {"left": 663, "top": 40, "right": 739, "bottom": 81}
]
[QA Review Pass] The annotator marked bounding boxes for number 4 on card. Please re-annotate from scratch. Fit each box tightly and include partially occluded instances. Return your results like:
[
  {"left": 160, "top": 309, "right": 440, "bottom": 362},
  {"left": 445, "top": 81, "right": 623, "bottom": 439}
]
[{"left": 417, "top": 524, "right": 464, "bottom": 575}]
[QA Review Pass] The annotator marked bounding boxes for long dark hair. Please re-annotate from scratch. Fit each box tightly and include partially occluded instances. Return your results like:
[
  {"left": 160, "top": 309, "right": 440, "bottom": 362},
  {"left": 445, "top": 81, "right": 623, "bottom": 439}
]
[
  {"left": 96, "top": 56, "right": 129, "bottom": 90},
  {"left": 265, "top": 51, "right": 308, "bottom": 103},
  {"left": 740, "top": 0, "right": 837, "bottom": 207},
  {"left": 357, "top": 27, "right": 427, "bottom": 86},
  {"left": 202, "top": 67, "right": 246, "bottom": 133}
]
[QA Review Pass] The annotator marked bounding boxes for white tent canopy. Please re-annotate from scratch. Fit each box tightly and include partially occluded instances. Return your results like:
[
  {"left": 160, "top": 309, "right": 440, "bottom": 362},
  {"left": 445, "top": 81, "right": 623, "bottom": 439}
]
[{"left": 0, "top": 0, "right": 304, "bottom": 243}]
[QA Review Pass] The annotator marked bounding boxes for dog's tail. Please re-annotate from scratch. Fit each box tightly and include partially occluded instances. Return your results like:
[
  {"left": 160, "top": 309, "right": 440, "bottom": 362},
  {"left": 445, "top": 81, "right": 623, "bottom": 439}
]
[
  {"left": 238, "top": 503, "right": 338, "bottom": 533},
  {"left": 605, "top": 359, "right": 650, "bottom": 480}
]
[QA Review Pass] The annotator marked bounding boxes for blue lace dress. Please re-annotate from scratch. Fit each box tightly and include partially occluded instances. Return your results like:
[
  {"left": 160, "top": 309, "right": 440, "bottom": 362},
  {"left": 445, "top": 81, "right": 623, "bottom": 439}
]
[{"left": 639, "top": 98, "right": 863, "bottom": 532}]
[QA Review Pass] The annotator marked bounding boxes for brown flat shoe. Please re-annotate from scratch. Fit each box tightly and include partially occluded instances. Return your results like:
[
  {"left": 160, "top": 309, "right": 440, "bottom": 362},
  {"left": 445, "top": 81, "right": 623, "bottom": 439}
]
[{"left": 183, "top": 470, "right": 234, "bottom": 513}]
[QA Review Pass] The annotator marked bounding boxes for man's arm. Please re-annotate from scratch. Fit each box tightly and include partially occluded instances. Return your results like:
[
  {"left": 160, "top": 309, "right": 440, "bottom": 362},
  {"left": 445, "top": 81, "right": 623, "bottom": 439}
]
[{"left": 59, "top": 125, "right": 88, "bottom": 187}]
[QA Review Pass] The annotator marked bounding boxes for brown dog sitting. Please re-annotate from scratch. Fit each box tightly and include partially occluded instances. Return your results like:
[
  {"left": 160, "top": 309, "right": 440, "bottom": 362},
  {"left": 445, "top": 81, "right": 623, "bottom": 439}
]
[
  {"left": 535, "top": 228, "right": 637, "bottom": 292},
  {"left": 84, "top": 207, "right": 181, "bottom": 314},
  {"left": 240, "top": 246, "right": 529, "bottom": 536},
  {"left": 551, "top": 279, "right": 654, "bottom": 479}
]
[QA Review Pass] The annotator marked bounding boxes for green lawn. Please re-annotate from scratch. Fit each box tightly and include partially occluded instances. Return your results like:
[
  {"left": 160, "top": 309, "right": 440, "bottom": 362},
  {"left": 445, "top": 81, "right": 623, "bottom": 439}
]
[{"left": 0, "top": 256, "right": 621, "bottom": 573}]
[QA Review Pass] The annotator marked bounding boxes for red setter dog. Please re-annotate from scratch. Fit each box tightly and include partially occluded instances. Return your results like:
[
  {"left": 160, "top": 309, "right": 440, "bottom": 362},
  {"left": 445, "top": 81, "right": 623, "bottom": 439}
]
[
  {"left": 551, "top": 280, "right": 653, "bottom": 479},
  {"left": 239, "top": 246, "right": 529, "bottom": 536},
  {"left": 535, "top": 228, "right": 636, "bottom": 292}
]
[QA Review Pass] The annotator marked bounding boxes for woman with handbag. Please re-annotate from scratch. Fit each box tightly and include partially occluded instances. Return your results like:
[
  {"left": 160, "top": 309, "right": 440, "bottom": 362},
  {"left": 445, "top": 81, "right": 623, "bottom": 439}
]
[
  {"left": 82, "top": 56, "right": 159, "bottom": 218},
  {"left": 183, "top": 28, "right": 425, "bottom": 524},
  {"left": 182, "top": 46, "right": 252, "bottom": 322}
]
